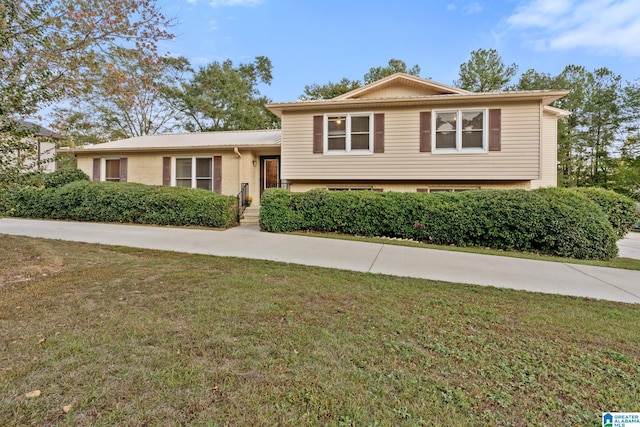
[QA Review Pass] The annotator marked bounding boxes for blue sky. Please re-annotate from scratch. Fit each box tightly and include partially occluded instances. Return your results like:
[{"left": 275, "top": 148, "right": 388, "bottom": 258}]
[{"left": 159, "top": 0, "right": 640, "bottom": 102}]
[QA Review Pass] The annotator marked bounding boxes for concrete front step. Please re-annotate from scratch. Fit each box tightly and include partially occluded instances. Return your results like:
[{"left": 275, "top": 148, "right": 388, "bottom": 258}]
[{"left": 240, "top": 206, "right": 260, "bottom": 225}]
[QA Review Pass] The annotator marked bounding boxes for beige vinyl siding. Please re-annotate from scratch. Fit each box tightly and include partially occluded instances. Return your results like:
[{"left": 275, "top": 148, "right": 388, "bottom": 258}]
[
  {"left": 354, "top": 85, "right": 446, "bottom": 99},
  {"left": 281, "top": 102, "right": 541, "bottom": 182},
  {"left": 531, "top": 110, "right": 558, "bottom": 189}
]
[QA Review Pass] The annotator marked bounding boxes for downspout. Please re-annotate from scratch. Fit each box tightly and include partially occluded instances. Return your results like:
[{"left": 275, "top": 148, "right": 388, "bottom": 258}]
[{"left": 234, "top": 147, "right": 242, "bottom": 193}]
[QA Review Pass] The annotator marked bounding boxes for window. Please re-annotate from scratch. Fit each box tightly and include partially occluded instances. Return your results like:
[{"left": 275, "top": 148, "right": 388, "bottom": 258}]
[
  {"left": 325, "top": 113, "right": 372, "bottom": 153},
  {"left": 174, "top": 157, "right": 213, "bottom": 190},
  {"left": 104, "top": 159, "right": 121, "bottom": 182},
  {"left": 434, "top": 109, "right": 486, "bottom": 152}
]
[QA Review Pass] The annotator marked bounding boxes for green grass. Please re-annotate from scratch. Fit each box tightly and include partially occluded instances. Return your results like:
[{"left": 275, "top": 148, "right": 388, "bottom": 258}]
[
  {"left": 291, "top": 230, "right": 640, "bottom": 271},
  {"left": 1, "top": 235, "right": 639, "bottom": 426}
]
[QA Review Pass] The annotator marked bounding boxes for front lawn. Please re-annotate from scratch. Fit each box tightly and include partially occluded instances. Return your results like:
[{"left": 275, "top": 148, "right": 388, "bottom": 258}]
[{"left": 1, "top": 236, "right": 639, "bottom": 426}]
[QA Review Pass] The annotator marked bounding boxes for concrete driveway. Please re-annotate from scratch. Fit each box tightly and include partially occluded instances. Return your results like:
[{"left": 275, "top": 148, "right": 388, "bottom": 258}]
[
  {"left": 618, "top": 231, "right": 640, "bottom": 260},
  {"left": 1, "top": 218, "right": 640, "bottom": 304}
]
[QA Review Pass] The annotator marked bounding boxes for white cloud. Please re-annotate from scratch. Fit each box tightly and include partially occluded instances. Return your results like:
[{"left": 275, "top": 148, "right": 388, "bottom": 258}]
[
  {"left": 184, "top": 0, "right": 198, "bottom": 4},
  {"left": 506, "top": 0, "right": 640, "bottom": 56},
  {"left": 209, "top": 0, "right": 263, "bottom": 6},
  {"left": 463, "top": 1, "right": 483, "bottom": 14},
  {"left": 446, "top": 1, "right": 483, "bottom": 14},
  {"left": 507, "top": 0, "right": 573, "bottom": 28},
  {"left": 210, "top": 19, "right": 219, "bottom": 30}
]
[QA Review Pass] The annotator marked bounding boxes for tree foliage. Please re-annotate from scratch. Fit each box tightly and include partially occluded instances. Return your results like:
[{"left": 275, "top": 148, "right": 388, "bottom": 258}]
[
  {"left": 363, "top": 58, "right": 421, "bottom": 85},
  {"left": 301, "top": 78, "right": 362, "bottom": 101},
  {"left": 455, "top": 48, "right": 518, "bottom": 92},
  {"left": 516, "top": 66, "right": 628, "bottom": 190},
  {"left": 1, "top": 0, "right": 174, "bottom": 117},
  {"left": 165, "top": 56, "right": 279, "bottom": 131},
  {"left": 300, "top": 58, "right": 421, "bottom": 100},
  {"left": 1, "top": 0, "right": 174, "bottom": 182},
  {"left": 55, "top": 50, "right": 190, "bottom": 140}
]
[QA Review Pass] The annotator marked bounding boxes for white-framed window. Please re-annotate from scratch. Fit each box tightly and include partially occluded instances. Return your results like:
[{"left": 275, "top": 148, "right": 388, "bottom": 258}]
[
  {"left": 173, "top": 157, "right": 213, "bottom": 191},
  {"left": 103, "top": 158, "right": 121, "bottom": 182},
  {"left": 325, "top": 113, "right": 373, "bottom": 154},
  {"left": 433, "top": 109, "right": 487, "bottom": 152}
]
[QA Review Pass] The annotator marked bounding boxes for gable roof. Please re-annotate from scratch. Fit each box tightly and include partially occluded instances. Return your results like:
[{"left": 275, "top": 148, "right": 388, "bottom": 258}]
[
  {"left": 267, "top": 90, "right": 570, "bottom": 117},
  {"left": 266, "top": 72, "right": 569, "bottom": 117},
  {"left": 64, "top": 129, "right": 281, "bottom": 154},
  {"left": 333, "top": 73, "right": 472, "bottom": 100}
]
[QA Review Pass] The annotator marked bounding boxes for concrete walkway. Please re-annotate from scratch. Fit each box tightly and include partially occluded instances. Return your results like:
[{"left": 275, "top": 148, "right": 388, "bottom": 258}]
[{"left": 1, "top": 218, "right": 640, "bottom": 304}]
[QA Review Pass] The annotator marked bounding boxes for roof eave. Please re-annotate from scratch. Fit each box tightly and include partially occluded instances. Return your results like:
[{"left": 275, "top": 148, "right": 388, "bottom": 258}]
[
  {"left": 543, "top": 105, "right": 572, "bottom": 117},
  {"left": 267, "top": 90, "right": 571, "bottom": 116},
  {"left": 64, "top": 143, "right": 282, "bottom": 155},
  {"left": 331, "top": 72, "right": 472, "bottom": 101}
]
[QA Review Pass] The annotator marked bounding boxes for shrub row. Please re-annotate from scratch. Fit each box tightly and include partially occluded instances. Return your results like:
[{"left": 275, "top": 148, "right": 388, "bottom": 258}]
[
  {"left": 6, "top": 180, "right": 237, "bottom": 228},
  {"left": 572, "top": 187, "right": 638, "bottom": 238},
  {"left": 44, "top": 168, "right": 90, "bottom": 189},
  {"left": 260, "top": 188, "right": 621, "bottom": 260}
]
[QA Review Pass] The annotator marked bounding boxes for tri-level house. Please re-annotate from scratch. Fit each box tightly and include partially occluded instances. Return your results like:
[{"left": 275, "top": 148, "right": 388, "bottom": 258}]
[{"left": 70, "top": 73, "right": 570, "bottom": 217}]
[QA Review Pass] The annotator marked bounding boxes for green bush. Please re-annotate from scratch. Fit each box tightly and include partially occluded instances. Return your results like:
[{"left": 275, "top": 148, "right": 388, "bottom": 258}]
[
  {"left": 259, "top": 188, "right": 619, "bottom": 260},
  {"left": 44, "top": 167, "right": 90, "bottom": 188},
  {"left": 573, "top": 187, "right": 638, "bottom": 238},
  {"left": 6, "top": 181, "right": 237, "bottom": 228},
  {"left": 259, "top": 189, "right": 306, "bottom": 232},
  {"left": 17, "top": 171, "right": 46, "bottom": 188}
]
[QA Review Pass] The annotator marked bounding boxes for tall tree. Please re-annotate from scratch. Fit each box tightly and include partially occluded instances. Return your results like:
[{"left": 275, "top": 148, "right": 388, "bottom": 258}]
[
  {"left": 363, "top": 58, "right": 421, "bottom": 85},
  {"left": 301, "top": 78, "right": 361, "bottom": 101},
  {"left": 1, "top": 0, "right": 174, "bottom": 181},
  {"left": 517, "top": 66, "right": 590, "bottom": 187},
  {"left": 517, "top": 66, "right": 626, "bottom": 189},
  {"left": 455, "top": 48, "right": 518, "bottom": 92},
  {"left": 610, "top": 80, "right": 640, "bottom": 198},
  {"left": 1, "top": 0, "right": 173, "bottom": 117},
  {"left": 166, "top": 56, "right": 279, "bottom": 131},
  {"left": 300, "top": 58, "right": 421, "bottom": 100},
  {"left": 576, "top": 68, "right": 623, "bottom": 187},
  {"left": 56, "top": 50, "right": 190, "bottom": 140},
  {"left": 622, "top": 79, "right": 640, "bottom": 155}
]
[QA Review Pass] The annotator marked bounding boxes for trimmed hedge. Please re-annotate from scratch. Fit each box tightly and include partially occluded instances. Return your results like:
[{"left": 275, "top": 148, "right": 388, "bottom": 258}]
[
  {"left": 572, "top": 187, "right": 638, "bottom": 238},
  {"left": 6, "top": 181, "right": 237, "bottom": 228},
  {"left": 260, "top": 188, "right": 619, "bottom": 260},
  {"left": 44, "top": 168, "right": 90, "bottom": 189}
]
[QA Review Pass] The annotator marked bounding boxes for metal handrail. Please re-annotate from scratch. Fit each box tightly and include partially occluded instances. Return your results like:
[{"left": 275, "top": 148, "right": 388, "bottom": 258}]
[{"left": 237, "top": 182, "right": 249, "bottom": 221}]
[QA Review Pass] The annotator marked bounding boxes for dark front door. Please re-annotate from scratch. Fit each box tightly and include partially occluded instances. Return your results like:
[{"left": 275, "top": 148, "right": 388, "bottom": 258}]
[{"left": 260, "top": 156, "right": 280, "bottom": 196}]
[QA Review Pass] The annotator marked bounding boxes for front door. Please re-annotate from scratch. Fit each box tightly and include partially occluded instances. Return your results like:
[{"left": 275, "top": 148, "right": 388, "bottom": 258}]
[{"left": 260, "top": 156, "right": 280, "bottom": 196}]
